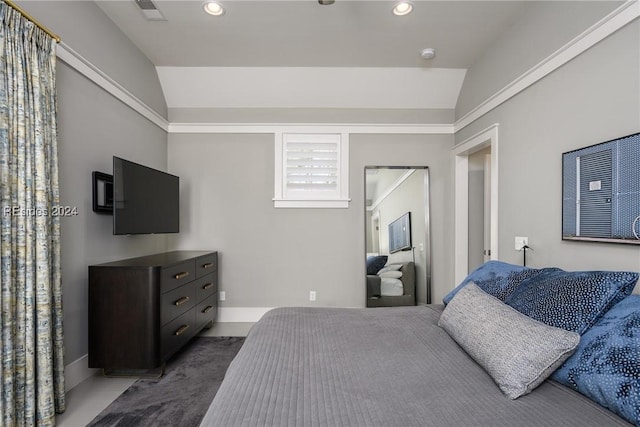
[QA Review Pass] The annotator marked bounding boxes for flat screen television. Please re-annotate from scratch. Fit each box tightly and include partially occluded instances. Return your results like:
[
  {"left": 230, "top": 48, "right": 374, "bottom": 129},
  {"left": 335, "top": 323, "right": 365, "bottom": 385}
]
[
  {"left": 562, "top": 132, "right": 640, "bottom": 245},
  {"left": 113, "top": 157, "right": 180, "bottom": 235},
  {"left": 389, "top": 212, "right": 412, "bottom": 253}
]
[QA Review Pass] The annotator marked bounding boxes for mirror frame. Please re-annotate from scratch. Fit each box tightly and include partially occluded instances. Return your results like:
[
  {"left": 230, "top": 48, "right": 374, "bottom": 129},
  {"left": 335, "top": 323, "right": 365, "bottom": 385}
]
[{"left": 364, "top": 166, "right": 432, "bottom": 305}]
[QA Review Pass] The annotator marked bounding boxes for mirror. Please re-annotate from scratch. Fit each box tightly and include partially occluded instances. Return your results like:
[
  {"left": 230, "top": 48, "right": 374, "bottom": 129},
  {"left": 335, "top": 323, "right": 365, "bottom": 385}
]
[{"left": 365, "top": 167, "right": 431, "bottom": 307}]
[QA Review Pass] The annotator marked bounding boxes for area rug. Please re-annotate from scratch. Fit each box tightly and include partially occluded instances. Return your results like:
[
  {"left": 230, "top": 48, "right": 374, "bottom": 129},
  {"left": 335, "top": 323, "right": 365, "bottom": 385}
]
[{"left": 88, "top": 336, "right": 245, "bottom": 427}]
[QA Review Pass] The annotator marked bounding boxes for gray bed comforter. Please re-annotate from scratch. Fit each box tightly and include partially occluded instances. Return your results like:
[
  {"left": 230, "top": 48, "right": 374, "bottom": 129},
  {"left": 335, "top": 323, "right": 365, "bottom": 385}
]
[{"left": 200, "top": 306, "right": 631, "bottom": 426}]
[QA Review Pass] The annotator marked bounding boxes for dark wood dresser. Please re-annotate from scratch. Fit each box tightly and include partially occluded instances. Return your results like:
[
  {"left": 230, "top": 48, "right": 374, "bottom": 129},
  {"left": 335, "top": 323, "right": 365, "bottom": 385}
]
[{"left": 88, "top": 250, "right": 218, "bottom": 372}]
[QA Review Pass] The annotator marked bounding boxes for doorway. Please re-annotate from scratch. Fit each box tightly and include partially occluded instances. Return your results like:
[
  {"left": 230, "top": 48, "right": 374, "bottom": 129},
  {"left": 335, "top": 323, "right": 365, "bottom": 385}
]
[
  {"left": 453, "top": 124, "right": 499, "bottom": 284},
  {"left": 468, "top": 147, "right": 492, "bottom": 271}
]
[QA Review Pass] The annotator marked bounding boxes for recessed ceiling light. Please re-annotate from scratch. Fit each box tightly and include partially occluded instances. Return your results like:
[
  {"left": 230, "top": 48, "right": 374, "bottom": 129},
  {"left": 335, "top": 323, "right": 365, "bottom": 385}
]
[
  {"left": 392, "top": 1, "right": 413, "bottom": 16},
  {"left": 202, "top": 1, "right": 225, "bottom": 16}
]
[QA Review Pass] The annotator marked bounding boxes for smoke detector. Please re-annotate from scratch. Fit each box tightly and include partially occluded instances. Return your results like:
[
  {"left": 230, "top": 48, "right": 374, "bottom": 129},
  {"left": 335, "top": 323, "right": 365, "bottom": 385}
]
[
  {"left": 421, "top": 48, "right": 436, "bottom": 60},
  {"left": 134, "top": 0, "right": 166, "bottom": 21}
]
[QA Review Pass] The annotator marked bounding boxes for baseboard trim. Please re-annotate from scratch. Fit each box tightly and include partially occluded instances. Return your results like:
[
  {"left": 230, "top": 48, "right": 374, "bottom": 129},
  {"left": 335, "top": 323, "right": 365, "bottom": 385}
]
[
  {"left": 65, "top": 354, "right": 99, "bottom": 392},
  {"left": 217, "top": 307, "right": 274, "bottom": 323}
]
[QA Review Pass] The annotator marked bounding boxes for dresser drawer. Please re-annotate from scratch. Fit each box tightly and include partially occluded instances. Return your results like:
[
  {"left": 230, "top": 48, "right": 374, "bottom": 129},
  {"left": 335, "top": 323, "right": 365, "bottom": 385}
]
[
  {"left": 89, "top": 251, "right": 218, "bottom": 371},
  {"left": 195, "top": 274, "right": 217, "bottom": 302},
  {"left": 161, "top": 280, "right": 197, "bottom": 325},
  {"left": 161, "top": 308, "right": 196, "bottom": 360},
  {"left": 196, "top": 294, "right": 217, "bottom": 329},
  {"left": 161, "top": 260, "right": 196, "bottom": 293},
  {"left": 196, "top": 253, "right": 217, "bottom": 278}
]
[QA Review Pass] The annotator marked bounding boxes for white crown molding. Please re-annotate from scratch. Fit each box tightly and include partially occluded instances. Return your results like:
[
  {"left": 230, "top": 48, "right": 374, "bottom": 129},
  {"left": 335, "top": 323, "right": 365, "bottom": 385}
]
[
  {"left": 168, "top": 123, "right": 454, "bottom": 135},
  {"left": 454, "top": 0, "right": 640, "bottom": 133},
  {"left": 56, "top": 0, "right": 637, "bottom": 136},
  {"left": 56, "top": 43, "right": 169, "bottom": 132}
]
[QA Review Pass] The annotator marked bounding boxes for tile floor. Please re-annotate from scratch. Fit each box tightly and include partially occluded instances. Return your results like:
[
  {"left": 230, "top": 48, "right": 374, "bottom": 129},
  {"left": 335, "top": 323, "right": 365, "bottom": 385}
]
[{"left": 56, "top": 322, "right": 253, "bottom": 427}]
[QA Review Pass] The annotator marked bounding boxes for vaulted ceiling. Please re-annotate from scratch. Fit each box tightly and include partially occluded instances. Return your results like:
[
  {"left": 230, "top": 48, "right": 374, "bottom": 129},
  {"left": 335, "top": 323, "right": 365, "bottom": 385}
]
[{"left": 95, "top": 1, "right": 529, "bottom": 110}]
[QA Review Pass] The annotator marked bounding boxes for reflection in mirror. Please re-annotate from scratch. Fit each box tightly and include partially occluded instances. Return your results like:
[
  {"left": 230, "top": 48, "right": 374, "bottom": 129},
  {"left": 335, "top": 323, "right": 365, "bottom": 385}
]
[{"left": 365, "top": 167, "right": 431, "bottom": 307}]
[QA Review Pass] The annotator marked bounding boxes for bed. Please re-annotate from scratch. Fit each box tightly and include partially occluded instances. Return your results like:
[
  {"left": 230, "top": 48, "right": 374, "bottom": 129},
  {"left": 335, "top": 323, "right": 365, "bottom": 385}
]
[
  {"left": 199, "top": 304, "right": 632, "bottom": 426},
  {"left": 366, "top": 261, "right": 416, "bottom": 307}
]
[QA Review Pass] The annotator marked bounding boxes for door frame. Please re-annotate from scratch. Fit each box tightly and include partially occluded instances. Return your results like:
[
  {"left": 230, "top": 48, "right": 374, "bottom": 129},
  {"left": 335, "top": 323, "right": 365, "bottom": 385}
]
[
  {"left": 453, "top": 124, "right": 500, "bottom": 285},
  {"left": 483, "top": 153, "right": 492, "bottom": 263}
]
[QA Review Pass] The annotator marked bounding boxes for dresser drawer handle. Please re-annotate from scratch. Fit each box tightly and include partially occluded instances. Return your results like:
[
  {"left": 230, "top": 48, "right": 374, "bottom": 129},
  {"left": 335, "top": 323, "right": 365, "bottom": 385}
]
[
  {"left": 173, "top": 271, "right": 189, "bottom": 280},
  {"left": 202, "top": 305, "right": 214, "bottom": 314},
  {"left": 202, "top": 262, "right": 214, "bottom": 269},
  {"left": 174, "top": 324, "right": 190, "bottom": 336},
  {"left": 202, "top": 282, "right": 214, "bottom": 290},
  {"left": 174, "top": 296, "right": 190, "bottom": 306}
]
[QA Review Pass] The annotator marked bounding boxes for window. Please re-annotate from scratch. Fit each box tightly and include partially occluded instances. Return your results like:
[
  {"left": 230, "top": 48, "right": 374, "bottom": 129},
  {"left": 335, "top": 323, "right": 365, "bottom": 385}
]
[{"left": 274, "top": 132, "right": 350, "bottom": 208}]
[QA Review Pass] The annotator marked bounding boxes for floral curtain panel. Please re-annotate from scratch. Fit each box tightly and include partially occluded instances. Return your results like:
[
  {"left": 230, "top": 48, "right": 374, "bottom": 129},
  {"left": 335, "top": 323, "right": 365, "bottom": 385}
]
[{"left": 0, "top": 3, "right": 65, "bottom": 426}]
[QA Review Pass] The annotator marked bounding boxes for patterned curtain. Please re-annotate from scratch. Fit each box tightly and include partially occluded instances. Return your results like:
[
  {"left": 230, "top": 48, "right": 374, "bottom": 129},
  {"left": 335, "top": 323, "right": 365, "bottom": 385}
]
[{"left": 0, "top": 2, "right": 65, "bottom": 426}]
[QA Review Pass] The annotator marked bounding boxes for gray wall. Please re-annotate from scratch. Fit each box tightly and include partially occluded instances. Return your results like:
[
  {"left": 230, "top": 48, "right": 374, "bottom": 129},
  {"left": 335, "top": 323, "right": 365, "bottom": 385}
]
[
  {"left": 17, "top": 1, "right": 167, "bottom": 117},
  {"left": 57, "top": 63, "right": 168, "bottom": 363},
  {"left": 167, "top": 133, "right": 454, "bottom": 308},
  {"left": 15, "top": 1, "right": 170, "bottom": 363},
  {"left": 456, "top": 1, "right": 622, "bottom": 119},
  {"left": 456, "top": 20, "right": 640, "bottom": 289},
  {"left": 168, "top": 108, "right": 453, "bottom": 125}
]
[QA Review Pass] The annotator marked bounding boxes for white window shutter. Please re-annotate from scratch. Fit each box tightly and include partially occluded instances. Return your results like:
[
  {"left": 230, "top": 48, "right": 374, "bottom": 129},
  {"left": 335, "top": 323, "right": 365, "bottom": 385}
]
[{"left": 274, "top": 132, "right": 350, "bottom": 208}]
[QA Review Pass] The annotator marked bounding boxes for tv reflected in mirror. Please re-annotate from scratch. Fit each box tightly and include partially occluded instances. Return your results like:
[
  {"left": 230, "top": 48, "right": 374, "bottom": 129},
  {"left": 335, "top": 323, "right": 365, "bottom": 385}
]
[{"left": 389, "top": 212, "right": 412, "bottom": 253}]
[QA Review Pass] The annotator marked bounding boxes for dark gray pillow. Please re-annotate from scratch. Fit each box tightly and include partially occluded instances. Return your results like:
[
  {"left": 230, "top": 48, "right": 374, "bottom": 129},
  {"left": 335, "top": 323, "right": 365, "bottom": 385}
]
[
  {"left": 366, "top": 256, "right": 388, "bottom": 275},
  {"left": 438, "top": 283, "right": 580, "bottom": 399}
]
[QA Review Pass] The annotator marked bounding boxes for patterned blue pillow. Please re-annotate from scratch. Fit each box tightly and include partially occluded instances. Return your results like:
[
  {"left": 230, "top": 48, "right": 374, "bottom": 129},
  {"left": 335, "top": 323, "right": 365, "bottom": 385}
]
[
  {"left": 366, "top": 256, "right": 388, "bottom": 275},
  {"left": 551, "top": 295, "right": 640, "bottom": 425},
  {"left": 442, "top": 260, "right": 550, "bottom": 305},
  {"left": 505, "top": 270, "right": 638, "bottom": 335}
]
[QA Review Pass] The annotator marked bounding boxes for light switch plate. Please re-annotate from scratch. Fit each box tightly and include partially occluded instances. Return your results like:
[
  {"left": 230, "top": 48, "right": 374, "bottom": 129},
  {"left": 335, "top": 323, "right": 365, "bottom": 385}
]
[{"left": 515, "top": 236, "right": 528, "bottom": 250}]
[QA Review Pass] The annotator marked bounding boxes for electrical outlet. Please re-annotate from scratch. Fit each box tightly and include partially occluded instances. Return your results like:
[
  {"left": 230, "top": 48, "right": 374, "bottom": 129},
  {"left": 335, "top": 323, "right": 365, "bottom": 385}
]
[
  {"left": 309, "top": 291, "right": 317, "bottom": 301},
  {"left": 219, "top": 291, "right": 226, "bottom": 301},
  {"left": 515, "top": 236, "right": 528, "bottom": 251}
]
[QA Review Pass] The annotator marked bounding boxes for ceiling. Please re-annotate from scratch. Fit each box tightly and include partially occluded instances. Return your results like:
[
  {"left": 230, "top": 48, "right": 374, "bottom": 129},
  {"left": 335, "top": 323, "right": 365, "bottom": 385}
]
[
  {"left": 94, "top": 1, "right": 530, "bottom": 110},
  {"left": 96, "top": 0, "right": 528, "bottom": 68}
]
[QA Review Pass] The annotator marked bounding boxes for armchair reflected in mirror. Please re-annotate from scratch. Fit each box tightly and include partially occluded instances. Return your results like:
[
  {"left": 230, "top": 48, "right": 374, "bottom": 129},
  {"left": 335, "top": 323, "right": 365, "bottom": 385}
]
[{"left": 365, "top": 167, "right": 431, "bottom": 307}]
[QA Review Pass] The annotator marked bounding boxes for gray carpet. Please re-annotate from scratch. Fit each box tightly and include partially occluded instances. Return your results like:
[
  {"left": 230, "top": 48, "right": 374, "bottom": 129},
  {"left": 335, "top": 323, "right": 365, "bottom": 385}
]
[{"left": 88, "top": 336, "right": 245, "bottom": 427}]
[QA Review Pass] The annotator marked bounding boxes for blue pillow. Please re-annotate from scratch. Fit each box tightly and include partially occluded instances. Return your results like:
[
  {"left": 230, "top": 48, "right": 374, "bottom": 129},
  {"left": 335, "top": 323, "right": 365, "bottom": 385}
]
[
  {"left": 551, "top": 295, "right": 640, "bottom": 425},
  {"left": 443, "top": 260, "right": 549, "bottom": 305},
  {"left": 505, "top": 269, "right": 638, "bottom": 335},
  {"left": 366, "top": 256, "right": 388, "bottom": 275}
]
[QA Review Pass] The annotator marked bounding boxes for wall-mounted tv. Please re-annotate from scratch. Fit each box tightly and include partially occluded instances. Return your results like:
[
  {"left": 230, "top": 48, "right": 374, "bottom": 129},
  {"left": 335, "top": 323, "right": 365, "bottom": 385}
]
[
  {"left": 113, "top": 157, "right": 180, "bottom": 235},
  {"left": 562, "top": 132, "right": 640, "bottom": 245},
  {"left": 389, "top": 212, "right": 412, "bottom": 253}
]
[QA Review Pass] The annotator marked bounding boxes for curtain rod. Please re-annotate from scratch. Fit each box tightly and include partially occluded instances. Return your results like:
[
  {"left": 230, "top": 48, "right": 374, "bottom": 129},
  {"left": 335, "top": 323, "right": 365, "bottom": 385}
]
[{"left": 4, "top": 0, "right": 61, "bottom": 43}]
